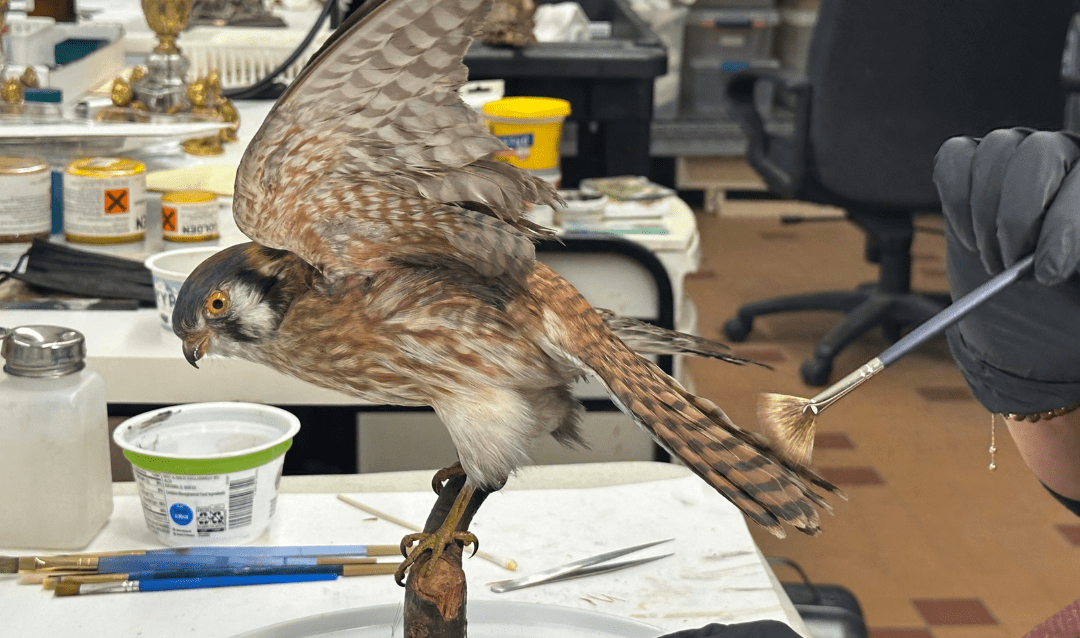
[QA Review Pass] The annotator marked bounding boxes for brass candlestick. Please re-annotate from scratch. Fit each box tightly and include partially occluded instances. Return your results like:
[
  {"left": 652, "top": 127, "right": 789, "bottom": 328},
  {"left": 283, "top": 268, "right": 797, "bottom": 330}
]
[{"left": 133, "top": 0, "right": 193, "bottom": 113}]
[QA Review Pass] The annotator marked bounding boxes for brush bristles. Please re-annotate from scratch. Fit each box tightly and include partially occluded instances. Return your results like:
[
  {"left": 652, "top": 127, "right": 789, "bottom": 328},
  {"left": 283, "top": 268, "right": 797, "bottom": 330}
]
[
  {"left": 759, "top": 392, "right": 817, "bottom": 467},
  {"left": 53, "top": 582, "right": 81, "bottom": 597}
]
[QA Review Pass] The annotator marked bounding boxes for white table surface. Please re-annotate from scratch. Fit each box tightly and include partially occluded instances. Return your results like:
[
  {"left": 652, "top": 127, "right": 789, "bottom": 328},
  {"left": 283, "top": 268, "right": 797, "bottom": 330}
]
[{"left": 0, "top": 463, "right": 811, "bottom": 637}]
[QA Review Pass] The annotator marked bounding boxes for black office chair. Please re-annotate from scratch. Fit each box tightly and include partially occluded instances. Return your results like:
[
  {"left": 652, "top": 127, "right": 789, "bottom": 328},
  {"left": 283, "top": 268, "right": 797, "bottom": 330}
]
[{"left": 721, "top": 0, "right": 1075, "bottom": 386}]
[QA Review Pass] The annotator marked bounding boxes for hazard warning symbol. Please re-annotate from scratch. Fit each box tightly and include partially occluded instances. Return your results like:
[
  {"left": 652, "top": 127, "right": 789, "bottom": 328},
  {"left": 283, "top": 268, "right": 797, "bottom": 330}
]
[
  {"left": 162, "top": 206, "right": 177, "bottom": 232},
  {"left": 104, "top": 189, "right": 129, "bottom": 214}
]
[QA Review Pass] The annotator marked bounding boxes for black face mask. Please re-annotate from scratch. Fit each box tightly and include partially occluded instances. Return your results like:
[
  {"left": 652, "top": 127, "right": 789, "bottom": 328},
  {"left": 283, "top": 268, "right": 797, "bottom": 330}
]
[{"left": 0, "top": 238, "right": 155, "bottom": 305}]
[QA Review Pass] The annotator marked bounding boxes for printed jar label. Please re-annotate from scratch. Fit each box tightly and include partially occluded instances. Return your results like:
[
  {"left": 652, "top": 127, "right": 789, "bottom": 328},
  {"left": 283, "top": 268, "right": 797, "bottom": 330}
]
[
  {"left": 131, "top": 460, "right": 283, "bottom": 542},
  {"left": 494, "top": 133, "right": 535, "bottom": 161},
  {"left": 0, "top": 170, "right": 50, "bottom": 236},
  {"left": 163, "top": 198, "right": 219, "bottom": 242},
  {"left": 63, "top": 173, "right": 147, "bottom": 242}
]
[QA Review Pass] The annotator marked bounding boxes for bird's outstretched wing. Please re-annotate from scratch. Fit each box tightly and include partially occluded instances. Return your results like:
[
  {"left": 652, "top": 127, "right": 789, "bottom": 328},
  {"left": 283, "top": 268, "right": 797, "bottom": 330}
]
[{"left": 233, "top": 0, "right": 559, "bottom": 284}]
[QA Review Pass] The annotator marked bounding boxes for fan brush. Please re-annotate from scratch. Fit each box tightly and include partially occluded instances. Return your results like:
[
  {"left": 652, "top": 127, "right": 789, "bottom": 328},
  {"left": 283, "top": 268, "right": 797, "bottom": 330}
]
[{"left": 760, "top": 254, "right": 1034, "bottom": 466}]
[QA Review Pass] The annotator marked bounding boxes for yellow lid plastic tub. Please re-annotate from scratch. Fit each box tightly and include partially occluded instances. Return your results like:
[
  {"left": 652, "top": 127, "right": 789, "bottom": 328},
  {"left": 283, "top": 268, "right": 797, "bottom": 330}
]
[{"left": 482, "top": 97, "right": 571, "bottom": 171}]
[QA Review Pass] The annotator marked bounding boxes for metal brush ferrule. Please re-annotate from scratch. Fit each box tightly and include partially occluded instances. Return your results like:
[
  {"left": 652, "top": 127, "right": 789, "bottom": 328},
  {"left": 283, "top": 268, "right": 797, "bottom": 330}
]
[
  {"left": 805, "top": 358, "right": 884, "bottom": 415},
  {"left": 77, "top": 580, "right": 139, "bottom": 594}
]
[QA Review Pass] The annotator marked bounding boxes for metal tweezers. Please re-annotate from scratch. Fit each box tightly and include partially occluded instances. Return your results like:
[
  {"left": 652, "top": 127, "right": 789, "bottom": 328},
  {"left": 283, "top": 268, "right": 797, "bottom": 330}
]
[{"left": 489, "top": 539, "right": 674, "bottom": 593}]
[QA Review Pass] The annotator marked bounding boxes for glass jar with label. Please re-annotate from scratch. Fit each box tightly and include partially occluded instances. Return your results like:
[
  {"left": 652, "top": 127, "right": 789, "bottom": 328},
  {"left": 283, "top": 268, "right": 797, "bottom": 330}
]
[
  {"left": 161, "top": 190, "right": 220, "bottom": 243},
  {"left": 22, "top": 88, "right": 64, "bottom": 123},
  {"left": 63, "top": 157, "right": 147, "bottom": 244},
  {"left": 0, "top": 157, "right": 52, "bottom": 243}
]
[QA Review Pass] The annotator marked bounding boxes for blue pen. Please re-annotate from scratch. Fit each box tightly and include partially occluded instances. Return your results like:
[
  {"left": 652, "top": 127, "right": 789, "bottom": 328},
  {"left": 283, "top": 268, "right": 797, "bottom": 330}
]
[{"left": 55, "top": 572, "right": 339, "bottom": 596}]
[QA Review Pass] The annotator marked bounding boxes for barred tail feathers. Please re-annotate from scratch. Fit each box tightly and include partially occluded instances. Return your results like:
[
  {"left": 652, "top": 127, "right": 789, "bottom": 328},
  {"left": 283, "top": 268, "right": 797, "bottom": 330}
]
[
  {"left": 529, "top": 265, "right": 836, "bottom": 537},
  {"left": 598, "top": 345, "right": 835, "bottom": 536}
]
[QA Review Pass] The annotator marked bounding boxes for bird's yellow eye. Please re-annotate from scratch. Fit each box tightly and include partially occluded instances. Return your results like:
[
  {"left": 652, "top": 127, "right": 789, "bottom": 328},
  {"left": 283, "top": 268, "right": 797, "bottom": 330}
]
[{"left": 206, "top": 290, "right": 229, "bottom": 315}]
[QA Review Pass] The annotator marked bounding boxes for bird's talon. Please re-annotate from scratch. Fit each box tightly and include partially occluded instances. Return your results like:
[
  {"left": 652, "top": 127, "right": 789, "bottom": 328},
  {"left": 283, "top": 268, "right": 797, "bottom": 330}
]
[
  {"left": 431, "top": 462, "right": 465, "bottom": 495},
  {"left": 393, "top": 529, "right": 480, "bottom": 585},
  {"left": 399, "top": 532, "right": 424, "bottom": 557}
]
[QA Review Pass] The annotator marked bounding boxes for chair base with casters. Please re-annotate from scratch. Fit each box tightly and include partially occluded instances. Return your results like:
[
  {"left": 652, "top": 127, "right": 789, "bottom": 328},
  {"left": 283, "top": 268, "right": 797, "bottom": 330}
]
[{"left": 722, "top": 212, "right": 948, "bottom": 386}]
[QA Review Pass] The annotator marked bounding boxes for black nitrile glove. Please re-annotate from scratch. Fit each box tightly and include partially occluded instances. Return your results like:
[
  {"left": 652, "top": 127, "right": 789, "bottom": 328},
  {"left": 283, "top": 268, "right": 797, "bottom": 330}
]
[
  {"left": 658, "top": 620, "right": 801, "bottom": 638},
  {"left": 933, "top": 129, "right": 1080, "bottom": 414}
]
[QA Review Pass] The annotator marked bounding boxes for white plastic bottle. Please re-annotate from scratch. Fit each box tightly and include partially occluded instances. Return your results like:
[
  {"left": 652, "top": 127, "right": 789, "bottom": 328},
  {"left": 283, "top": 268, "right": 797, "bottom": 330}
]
[{"left": 0, "top": 326, "right": 114, "bottom": 549}]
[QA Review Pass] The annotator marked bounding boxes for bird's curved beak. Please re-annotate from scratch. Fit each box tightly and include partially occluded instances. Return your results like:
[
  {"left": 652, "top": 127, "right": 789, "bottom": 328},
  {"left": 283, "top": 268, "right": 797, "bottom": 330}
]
[{"left": 182, "top": 334, "right": 209, "bottom": 369}]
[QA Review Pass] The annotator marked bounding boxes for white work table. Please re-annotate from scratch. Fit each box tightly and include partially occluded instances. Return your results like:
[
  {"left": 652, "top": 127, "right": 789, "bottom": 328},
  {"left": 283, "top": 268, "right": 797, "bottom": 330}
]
[{"left": 0, "top": 463, "right": 811, "bottom": 637}]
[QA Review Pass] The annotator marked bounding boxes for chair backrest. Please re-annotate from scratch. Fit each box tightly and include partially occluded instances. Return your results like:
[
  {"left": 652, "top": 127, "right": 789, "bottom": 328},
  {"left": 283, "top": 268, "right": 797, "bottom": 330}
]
[{"left": 806, "top": 0, "right": 1077, "bottom": 210}]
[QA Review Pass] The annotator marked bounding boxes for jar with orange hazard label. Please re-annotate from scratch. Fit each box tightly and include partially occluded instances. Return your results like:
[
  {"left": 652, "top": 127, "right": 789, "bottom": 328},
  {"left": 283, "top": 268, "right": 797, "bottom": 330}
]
[
  {"left": 161, "top": 190, "right": 220, "bottom": 243},
  {"left": 63, "top": 157, "right": 147, "bottom": 244}
]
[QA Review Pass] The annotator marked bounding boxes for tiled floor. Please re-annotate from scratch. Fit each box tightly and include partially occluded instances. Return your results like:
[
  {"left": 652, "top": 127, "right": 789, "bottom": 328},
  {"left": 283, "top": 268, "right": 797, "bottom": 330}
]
[{"left": 683, "top": 203, "right": 1080, "bottom": 637}]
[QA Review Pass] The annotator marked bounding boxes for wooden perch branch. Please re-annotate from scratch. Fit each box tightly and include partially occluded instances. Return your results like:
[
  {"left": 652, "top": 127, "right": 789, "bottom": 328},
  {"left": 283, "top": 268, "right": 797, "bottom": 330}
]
[{"left": 403, "top": 474, "right": 491, "bottom": 638}]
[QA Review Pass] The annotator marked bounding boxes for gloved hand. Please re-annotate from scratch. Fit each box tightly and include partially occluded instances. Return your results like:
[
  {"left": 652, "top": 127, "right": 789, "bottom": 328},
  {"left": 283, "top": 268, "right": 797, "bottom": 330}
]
[
  {"left": 933, "top": 129, "right": 1080, "bottom": 414},
  {"left": 658, "top": 620, "right": 801, "bottom": 638}
]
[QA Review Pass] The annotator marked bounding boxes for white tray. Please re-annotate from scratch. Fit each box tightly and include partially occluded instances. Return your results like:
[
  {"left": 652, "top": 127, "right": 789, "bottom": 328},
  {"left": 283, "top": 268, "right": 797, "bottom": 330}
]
[{"left": 230, "top": 600, "right": 663, "bottom": 638}]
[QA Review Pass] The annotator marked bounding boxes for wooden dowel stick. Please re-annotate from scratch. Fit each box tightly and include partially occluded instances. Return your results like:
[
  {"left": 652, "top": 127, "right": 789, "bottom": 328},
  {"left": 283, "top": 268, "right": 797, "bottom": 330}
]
[{"left": 335, "top": 494, "right": 517, "bottom": 571}]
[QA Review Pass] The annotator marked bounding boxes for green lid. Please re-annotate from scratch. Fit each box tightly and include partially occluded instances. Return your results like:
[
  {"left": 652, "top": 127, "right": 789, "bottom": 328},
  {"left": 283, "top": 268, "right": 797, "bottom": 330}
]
[{"left": 24, "top": 88, "right": 62, "bottom": 104}]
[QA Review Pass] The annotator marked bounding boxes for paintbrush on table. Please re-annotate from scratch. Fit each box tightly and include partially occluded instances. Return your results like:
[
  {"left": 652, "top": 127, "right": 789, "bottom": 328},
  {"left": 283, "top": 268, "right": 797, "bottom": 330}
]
[
  {"left": 53, "top": 572, "right": 346, "bottom": 597},
  {"left": 759, "top": 254, "right": 1035, "bottom": 466},
  {"left": 24, "top": 557, "right": 390, "bottom": 587},
  {"left": 45, "top": 562, "right": 398, "bottom": 592},
  {"left": 4, "top": 544, "right": 400, "bottom": 574}
]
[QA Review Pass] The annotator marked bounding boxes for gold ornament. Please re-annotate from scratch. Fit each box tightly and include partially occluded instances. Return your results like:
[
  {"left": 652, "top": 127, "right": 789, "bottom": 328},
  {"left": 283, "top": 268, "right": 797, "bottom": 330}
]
[
  {"left": 19, "top": 67, "right": 39, "bottom": 88},
  {"left": 218, "top": 98, "right": 240, "bottom": 143},
  {"left": 142, "top": 0, "right": 192, "bottom": 55},
  {"left": 111, "top": 77, "right": 134, "bottom": 106},
  {"left": 182, "top": 78, "right": 224, "bottom": 155},
  {"left": 204, "top": 69, "right": 240, "bottom": 143},
  {"left": 1, "top": 77, "right": 23, "bottom": 104}
]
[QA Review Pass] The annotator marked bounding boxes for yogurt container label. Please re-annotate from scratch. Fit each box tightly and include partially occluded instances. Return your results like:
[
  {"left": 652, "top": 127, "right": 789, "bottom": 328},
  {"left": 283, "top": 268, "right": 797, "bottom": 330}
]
[{"left": 131, "top": 458, "right": 283, "bottom": 543}]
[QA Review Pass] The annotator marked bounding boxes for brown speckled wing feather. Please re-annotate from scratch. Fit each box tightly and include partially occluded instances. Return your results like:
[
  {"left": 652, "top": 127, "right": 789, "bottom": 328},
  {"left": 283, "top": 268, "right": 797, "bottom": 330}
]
[{"left": 233, "top": 0, "right": 559, "bottom": 284}]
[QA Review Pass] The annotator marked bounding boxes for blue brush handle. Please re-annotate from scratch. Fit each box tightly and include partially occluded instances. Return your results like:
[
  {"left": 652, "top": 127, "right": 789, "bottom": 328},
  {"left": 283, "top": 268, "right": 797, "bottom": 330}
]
[
  {"left": 97, "top": 554, "right": 330, "bottom": 573},
  {"left": 878, "top": 254, "right": 1034, "bottom": 367},
  {"left": 144, "top": 545, "right": 372, "bottom": 557},
  {"left": 136, "top": 572, "right": 338, "bottom": 592},
  {"left": 125, "top": 565, "right": 343, "bottom": 580}
]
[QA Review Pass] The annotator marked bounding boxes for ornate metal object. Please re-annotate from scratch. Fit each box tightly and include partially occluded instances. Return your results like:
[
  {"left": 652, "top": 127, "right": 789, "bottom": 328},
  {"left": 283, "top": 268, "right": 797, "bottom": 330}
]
[
  {"left": 132, "top": 0, "right": 193, "bottom": 113},
  {"left": 189, "top": 0, "right": 285, "bottom": 28}
]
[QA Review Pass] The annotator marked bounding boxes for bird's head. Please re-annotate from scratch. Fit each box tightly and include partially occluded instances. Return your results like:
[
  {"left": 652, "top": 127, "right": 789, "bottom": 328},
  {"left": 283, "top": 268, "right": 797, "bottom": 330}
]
[{"left": 172, "top": 242, "right": 313, "bottom": 368}]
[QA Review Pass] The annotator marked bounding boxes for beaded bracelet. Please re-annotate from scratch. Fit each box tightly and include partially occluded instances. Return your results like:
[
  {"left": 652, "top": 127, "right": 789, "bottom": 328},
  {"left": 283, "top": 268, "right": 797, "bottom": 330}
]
[{"left": 1002, "top": 403, "right": 1080, "bottom": 423}]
